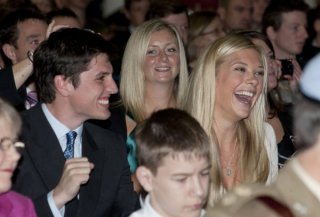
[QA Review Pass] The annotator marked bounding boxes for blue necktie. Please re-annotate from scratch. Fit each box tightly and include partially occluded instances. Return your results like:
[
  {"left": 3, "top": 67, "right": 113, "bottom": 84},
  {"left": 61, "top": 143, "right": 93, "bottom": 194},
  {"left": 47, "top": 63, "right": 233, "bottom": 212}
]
[{"left": 64, "top": 131, "right": 77, "bottom": 159}]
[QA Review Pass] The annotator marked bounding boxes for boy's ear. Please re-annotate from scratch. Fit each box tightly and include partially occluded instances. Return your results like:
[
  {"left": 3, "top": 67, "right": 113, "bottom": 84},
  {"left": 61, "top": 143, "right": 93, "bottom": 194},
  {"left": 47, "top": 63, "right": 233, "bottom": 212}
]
[{"left": 136, "top": 166, "right": 154, "bottom": 192}]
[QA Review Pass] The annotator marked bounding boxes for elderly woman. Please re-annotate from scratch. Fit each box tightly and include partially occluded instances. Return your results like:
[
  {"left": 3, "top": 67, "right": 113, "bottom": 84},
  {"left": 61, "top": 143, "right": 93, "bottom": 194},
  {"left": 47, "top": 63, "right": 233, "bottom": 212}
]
[
  {"left": 0, "top": 98, "right": 36, "bottom": 216},
  {"left": 185, "top": 33, "right": 278, "bottom": 205}
]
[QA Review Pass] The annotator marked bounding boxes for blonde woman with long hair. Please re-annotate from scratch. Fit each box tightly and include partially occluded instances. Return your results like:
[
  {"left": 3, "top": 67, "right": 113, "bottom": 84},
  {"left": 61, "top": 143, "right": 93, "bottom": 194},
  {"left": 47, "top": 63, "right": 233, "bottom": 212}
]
[
  {"left": 120, "top": 19, "right": 189, "bottom": 191},
  {"left": 185, "top": 33, "right": 278, "bottom": 205}
]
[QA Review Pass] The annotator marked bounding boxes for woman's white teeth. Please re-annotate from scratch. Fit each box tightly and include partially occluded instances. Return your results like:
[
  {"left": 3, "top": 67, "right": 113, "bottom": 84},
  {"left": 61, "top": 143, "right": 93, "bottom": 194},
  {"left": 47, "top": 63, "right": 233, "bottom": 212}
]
[
  {"left": 235, "top": 91, "right": 253, "bottom": 97},
  {"left": 98, "top": 99, "right": 109, "bottom": 105},
  {"left": 156, "top": 67, "right": 170, "bottom": 71}
]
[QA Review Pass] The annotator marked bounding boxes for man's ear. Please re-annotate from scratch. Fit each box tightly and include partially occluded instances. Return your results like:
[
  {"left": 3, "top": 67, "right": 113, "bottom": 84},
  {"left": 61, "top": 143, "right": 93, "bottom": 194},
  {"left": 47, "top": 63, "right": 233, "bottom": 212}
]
[
  {"left": 54, "top": 75, "right": 73, "bottom": 97},
  {"left": 266, "top": 26, "right": 276, "bottom": 41},
  {"left": 2, "top": 44, "right": 17, "bottom": 64},
  {"left": 136, "top": 166, "right": 154, "bottom": 192}
]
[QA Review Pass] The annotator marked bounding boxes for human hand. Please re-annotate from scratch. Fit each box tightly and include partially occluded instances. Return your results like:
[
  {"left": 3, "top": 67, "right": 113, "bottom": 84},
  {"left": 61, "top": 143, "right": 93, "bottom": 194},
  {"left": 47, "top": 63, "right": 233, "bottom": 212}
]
[
  {"left": 52, "top": 157, "right": 94, "bottom": 209},
  {"left": 282, "top": 59, "right": 301, "bottom": 91}
]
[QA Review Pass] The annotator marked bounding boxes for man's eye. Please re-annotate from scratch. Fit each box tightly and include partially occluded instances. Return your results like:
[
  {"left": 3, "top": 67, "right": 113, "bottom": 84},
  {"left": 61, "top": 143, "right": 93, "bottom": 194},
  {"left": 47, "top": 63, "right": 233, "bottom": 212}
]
[{"left": 96, "top": 76, "right": 105, "bottom": 81}]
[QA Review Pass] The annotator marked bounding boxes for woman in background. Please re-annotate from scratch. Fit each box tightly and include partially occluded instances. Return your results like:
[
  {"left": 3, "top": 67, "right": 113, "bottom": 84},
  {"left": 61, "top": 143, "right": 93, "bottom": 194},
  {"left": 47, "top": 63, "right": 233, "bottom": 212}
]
[
  {"left": 0, "top": 98, "right": 36, "bottom": 217},
  {"left": 188, "top": 11, "right": 225, "bottom": 70},
  {"left": 120, "top": 19, "right": 189, "bottom": 191}
]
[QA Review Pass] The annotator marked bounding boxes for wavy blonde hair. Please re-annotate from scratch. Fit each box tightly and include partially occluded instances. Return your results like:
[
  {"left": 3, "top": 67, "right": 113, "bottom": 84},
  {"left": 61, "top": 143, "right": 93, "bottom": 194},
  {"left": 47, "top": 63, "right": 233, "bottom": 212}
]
[
  {"left": 185, "top": 33, "right": 270, "bottom": 205},
  {"left": 120, "top": 19, "right": 189, "bottom": 122}
]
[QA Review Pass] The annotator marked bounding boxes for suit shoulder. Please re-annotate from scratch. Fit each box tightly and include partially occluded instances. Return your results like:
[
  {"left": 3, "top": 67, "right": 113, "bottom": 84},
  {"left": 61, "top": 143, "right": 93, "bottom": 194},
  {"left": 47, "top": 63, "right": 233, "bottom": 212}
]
[{"left": 84, "top": 121, "right": 125, "bottom": 144}]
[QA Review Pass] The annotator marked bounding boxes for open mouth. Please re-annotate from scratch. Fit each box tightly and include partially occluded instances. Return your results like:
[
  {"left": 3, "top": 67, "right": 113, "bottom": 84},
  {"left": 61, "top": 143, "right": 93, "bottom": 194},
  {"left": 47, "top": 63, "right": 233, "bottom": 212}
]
[{"left": 235, "top": 90, "right": 254, "bottom": 104}]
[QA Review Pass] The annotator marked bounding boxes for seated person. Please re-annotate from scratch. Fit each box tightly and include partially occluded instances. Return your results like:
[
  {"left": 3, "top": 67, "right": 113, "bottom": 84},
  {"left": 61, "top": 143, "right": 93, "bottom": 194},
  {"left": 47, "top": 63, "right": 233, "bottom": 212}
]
[
  {"left": 130, "top": 108, "right": 211, "bottom": 217},
  {"left": 0, "top": 98, "right": 36, "bottom": 217}
]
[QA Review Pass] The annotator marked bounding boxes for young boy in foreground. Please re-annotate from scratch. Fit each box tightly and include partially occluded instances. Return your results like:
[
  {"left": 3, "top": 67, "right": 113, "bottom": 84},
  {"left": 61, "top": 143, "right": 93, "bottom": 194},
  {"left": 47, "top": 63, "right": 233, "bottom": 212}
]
[{"left": 130, "top": 108, "right": 211, "bottom": 217}]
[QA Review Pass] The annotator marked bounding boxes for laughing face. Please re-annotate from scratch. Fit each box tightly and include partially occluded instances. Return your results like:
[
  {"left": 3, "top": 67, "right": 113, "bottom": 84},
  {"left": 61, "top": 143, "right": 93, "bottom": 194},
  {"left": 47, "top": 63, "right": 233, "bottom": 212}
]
[
  {"left": 214, "top": 48, "right": 264, "bottom": 122},
  {"left": 143, "top": 29, "right": 180, "bottom": 85},
  {"left": 67, "top": 53, "right": 118, "bottom": 123}
]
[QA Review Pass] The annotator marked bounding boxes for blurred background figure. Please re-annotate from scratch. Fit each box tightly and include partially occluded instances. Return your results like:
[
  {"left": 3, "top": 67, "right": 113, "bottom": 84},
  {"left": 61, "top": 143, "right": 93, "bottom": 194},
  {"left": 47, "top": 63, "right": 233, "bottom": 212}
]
[
  {"left": 31, "top": 0, "right": 57, "bottom": 14},
  {"left": 188, "top": 11, "right": 225, "bottom": 70},
  {"left": 262, "top": 0, "right": 309, "bottom": 104},
  {"left": 251, "top": 0, "right": 270, "bottom": 31},
  {"left": 146, "top": 0, "right": 189, "bottom": 45},
  {"left": 0, "top": 98, "right": 36, "bottom": 217},
  {"left": 46, "top": 7, "right": 81, "bottom": 28},
  {"left": 217, "top": 0, "right": 252, "bottom": 32}
]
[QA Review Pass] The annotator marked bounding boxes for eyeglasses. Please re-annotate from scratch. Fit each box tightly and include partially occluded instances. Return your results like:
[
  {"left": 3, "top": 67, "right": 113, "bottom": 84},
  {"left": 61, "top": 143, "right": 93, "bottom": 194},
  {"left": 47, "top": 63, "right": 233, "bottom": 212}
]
[{"left": 0, "top": 138, "right": 25, "bottom": 154}]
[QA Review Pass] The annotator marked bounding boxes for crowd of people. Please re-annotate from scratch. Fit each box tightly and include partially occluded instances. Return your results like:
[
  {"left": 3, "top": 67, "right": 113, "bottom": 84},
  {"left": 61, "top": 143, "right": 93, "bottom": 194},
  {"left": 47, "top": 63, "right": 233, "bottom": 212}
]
[{"left": 0, "top": 0, "right": 320, "bottom": 216}]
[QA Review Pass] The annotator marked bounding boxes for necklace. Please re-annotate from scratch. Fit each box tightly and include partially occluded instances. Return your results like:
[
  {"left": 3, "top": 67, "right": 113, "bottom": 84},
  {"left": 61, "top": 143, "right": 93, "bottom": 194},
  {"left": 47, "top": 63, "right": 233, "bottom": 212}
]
[{"left": 223, "top": 142, "right": 238, "bottom": 177}]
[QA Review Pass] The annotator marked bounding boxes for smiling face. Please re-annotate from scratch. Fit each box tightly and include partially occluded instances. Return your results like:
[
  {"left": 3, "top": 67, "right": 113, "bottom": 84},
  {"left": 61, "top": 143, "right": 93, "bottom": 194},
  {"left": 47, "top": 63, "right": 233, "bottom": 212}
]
[
  {"left": 0, "top": 119, "right": 21, "bottom": 193},
  {"left": 66, "top": 53, "right": 118, "bottom": 123},
  {"left": 145, "top": 154, "right": 210, "bottom": 217},
  {"left": 143, "top": 29, "right": 180, "bottom": 85},
  {"left": 214, "top": 48, "right": 264, "bottom": 122}
]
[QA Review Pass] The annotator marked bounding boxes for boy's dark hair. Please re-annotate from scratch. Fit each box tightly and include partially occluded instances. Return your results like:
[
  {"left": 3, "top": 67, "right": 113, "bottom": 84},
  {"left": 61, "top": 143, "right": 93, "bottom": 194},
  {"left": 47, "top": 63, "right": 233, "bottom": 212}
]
[
  {"left": 262, "top": 0, "right": 309, "bottom": 35},
  {"left": 146, "top": 0, "right": 188, "bottom": 20},
  {"left": 135, "top": 108, "right": 211, "bottom": 174},
  {"left": 33, "top": 28, "right": 113, "bottom": 103}
]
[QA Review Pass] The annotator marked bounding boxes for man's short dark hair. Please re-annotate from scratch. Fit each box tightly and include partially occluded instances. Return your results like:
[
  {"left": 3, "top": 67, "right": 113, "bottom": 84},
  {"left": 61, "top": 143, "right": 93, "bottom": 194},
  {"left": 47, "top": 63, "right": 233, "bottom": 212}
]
[
  {"left": 262, "top": 0, "right": 309, "bottom": 34},
  {"left": 33, "top": 28, "right": 113, "bottom": 103}
]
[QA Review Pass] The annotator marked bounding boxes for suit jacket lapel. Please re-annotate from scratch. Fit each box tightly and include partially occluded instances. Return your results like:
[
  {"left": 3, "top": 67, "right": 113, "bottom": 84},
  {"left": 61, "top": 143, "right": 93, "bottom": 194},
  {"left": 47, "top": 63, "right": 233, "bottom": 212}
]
[
  {"left": 23, "top": 105, "right": 66, "bottom": 190},
  {"left": 77, "top": 125, "right": 104, "bottom": 216}
]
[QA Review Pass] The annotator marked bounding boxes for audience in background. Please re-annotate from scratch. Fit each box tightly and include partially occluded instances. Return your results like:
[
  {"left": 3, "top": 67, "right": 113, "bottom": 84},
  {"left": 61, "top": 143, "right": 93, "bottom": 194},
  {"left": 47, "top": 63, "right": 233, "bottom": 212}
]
[
  {"left": 251, "top": 0, "right": 270, "bottom": 31},
  {"left": 0, "top": 6, "right": 48, "bottom": 110},
  {"left": 146, "top": 0, "right": 189, "bottom": 45},
  {"left": 188, "top": 11, "right": 225, "bottom": 70},
  {"left": 217, "top": 0, "right": 252, "bottom": 32},
  {"left": 185, "top": 33, "right": 278, "bottom": 205},
  {"left": 46, "top": 7, "right": 81, "bottom": 29}
]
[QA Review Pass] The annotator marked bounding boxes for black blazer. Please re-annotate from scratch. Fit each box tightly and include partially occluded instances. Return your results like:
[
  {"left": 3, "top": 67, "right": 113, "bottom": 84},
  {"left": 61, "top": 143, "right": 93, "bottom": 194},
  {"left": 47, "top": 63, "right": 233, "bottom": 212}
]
[{"left": 13, "top": 104, "right": 138, "bottom": 217}]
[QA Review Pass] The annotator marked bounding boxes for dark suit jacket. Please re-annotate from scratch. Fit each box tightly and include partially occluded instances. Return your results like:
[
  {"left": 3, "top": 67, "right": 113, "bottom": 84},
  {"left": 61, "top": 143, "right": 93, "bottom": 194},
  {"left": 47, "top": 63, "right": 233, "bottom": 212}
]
[
  {"left": 0, "top": 66, "right": 26, "bottom": 111},
  {"left": 13, "top": 104, "right": 138, "bottom": 217}
]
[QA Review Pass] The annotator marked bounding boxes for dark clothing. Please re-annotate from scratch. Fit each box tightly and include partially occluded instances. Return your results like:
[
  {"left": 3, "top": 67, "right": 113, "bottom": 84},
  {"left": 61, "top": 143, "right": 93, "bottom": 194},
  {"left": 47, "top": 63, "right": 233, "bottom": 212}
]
[
  {"left": 0, "top": 66, "right": 26, "bottom": 111},
  {"left": 13, "top": 104, "right": 138, "bottom": 217}
]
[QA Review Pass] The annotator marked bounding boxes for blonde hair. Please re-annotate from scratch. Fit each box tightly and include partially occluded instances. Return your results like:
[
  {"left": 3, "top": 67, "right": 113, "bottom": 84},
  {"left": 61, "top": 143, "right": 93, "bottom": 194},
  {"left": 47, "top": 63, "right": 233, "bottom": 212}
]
[
  {"left": 120, "top": 19, "right": 189, "bottom": 122},
  {"left": 185, "top": 33, "right": 270, "bottom": 204}
]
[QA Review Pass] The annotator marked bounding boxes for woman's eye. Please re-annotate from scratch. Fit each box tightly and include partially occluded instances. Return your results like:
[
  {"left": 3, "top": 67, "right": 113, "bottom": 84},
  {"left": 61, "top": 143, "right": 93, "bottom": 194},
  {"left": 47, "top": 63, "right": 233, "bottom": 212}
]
[
  {"left": 167, "top": 47, "right": 177, "bottom": 53},
  {"left": 235, "top": 67, "right": 246, "bottom": 73},
  {"left": 255, "top": 70, "right": 265, "bottom": 77},
  {"left": 146, "top": 49, "right": 157, "bottom": 55}
]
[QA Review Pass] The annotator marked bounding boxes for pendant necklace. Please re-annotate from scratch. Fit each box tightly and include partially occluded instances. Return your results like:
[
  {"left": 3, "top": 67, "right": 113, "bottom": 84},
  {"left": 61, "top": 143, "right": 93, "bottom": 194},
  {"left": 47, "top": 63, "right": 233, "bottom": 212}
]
[{"left": 224, "top": 142, "right": 238, "bottom": 177}]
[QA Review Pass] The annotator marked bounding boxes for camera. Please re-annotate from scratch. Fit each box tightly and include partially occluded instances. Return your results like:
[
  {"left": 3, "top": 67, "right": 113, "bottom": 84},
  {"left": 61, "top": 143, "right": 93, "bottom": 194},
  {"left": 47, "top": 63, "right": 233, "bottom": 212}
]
[{"left": 280, "top": 59, "right": 294, "bottom": 76}]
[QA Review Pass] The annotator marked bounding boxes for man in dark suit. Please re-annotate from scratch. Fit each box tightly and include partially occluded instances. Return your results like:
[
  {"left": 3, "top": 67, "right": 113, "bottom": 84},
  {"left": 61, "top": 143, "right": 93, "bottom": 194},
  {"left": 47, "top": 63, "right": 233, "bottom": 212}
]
[{"left": 13, "top": 28, "right": 138, "bottom": 217}]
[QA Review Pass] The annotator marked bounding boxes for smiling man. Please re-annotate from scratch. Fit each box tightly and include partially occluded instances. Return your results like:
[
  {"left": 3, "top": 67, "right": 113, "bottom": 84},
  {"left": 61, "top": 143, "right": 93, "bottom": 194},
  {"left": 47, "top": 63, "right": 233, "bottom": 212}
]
[{"left": 13, "top": 28, "right": 138, "bottom": 217}]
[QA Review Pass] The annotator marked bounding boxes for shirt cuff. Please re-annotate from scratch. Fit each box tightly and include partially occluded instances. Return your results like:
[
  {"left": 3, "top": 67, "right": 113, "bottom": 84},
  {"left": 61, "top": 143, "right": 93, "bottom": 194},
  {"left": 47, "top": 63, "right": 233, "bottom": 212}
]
[{"left": 47, "top": 191, "right": 65, "bottom": 217}]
